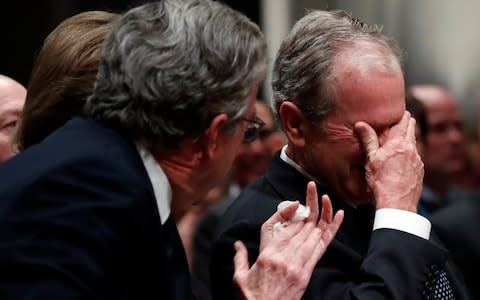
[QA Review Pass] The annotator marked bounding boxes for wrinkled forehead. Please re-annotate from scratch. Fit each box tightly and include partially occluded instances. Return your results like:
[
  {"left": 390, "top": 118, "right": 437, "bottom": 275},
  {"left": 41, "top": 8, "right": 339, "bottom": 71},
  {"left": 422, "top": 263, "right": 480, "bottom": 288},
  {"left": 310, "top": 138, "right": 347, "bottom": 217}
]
[{"left": 332, "top": 63, "right": 405, "bottom": 128}]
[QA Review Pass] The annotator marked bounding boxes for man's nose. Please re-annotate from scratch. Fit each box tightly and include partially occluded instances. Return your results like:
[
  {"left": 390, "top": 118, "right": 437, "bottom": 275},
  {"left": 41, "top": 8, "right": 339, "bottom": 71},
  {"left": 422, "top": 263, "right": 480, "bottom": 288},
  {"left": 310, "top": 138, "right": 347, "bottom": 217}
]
[{"left": 447, "top": 126, "right": 464, "bottom": 144}]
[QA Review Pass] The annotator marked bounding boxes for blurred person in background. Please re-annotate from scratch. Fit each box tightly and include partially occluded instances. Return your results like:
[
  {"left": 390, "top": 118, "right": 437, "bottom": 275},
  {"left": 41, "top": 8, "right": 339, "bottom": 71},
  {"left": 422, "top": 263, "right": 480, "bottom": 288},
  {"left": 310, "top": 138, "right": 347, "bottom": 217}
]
[
  {"left": 428, "top": 95, "right": 480, "bottom": 300},
  {"left": 408, "top": 84, "right": 471, "bottom": 216},
  {"left": 0, "top": 75, "right": 26, "bottom": 163},
  {"left": 462, "top": 97, "right": 480, "bottom": 191},
  {"left": 405, "top": 92, "right": 428, "bottom": 158},
  {"left": 230, "top": 100, "right": 286, "bottom": 190}
]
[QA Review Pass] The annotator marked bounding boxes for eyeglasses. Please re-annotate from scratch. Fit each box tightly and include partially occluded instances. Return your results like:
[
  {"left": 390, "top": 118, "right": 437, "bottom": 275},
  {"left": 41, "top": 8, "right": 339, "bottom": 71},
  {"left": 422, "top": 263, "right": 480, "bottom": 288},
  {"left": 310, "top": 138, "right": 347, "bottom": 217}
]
[{"left": 238, "top": 116, "right": 266, "bottom": 144}]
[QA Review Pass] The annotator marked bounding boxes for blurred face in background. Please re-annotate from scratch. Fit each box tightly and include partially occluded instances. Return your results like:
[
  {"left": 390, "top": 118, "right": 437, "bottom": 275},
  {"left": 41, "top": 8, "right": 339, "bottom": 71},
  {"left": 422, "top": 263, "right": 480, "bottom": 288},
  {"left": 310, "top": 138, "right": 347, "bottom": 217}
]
[
  {"left": 232, "top": 101, "right": 285, "bottom": 188},
  {"left": 0, "top": 75, "right": 26, "bottom": 163},
  {"left": 411, "top": 86, "right": 466, "bottom": 178}
]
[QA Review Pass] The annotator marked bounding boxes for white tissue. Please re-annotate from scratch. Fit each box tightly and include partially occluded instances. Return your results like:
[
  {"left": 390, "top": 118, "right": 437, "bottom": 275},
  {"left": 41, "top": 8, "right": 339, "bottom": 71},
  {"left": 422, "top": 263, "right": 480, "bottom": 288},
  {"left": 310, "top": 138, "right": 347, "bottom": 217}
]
[
  {"left": 273, "top": 201, "right": 311, "bottom": 236},
  {"left": 277, "top": 201, "right": 311, "bottom": 221}
]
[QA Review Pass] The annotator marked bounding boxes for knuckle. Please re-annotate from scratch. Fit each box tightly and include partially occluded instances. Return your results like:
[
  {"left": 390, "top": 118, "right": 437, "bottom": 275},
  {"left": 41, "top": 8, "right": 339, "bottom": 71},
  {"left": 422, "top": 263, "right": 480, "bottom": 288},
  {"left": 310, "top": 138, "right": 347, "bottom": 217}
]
[
  {"left": 285, "top": 265, "right": 302, "bottom": 282},
  {"left": 403, "top": 142, "right": 414, "bottom": 151},
  {"left": 232, "top": 272, "right": 240, "bottom": 283},
  {"left": 257, "top": 253, "right": 279, "bottom": 268}
]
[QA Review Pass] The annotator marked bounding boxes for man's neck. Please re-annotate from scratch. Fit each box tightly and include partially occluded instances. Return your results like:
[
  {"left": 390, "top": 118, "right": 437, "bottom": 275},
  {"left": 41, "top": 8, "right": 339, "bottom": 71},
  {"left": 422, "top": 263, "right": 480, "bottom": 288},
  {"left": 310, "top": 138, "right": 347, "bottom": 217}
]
[
  {"left": 154, "top": 154, "right": 202, "bottom": 222},
  {"left": 284, "top": 145, "right": 316, "bottom": 180}
]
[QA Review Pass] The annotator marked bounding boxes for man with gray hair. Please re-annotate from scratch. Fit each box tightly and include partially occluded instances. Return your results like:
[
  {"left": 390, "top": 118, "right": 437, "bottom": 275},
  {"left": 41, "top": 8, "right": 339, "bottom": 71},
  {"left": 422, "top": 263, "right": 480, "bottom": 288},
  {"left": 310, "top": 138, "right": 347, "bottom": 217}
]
[
  {"left": 213, "top": 10, "right": 471, "bottom": 300},
  {"left": 0, "top": 1, "right": 343, "bottom": 300}
]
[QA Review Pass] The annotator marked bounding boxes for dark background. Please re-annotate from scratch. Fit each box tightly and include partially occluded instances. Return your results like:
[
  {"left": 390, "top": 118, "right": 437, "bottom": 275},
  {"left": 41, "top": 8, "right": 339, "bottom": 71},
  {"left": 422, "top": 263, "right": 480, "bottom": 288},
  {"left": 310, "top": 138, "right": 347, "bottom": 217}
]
[{"left": 1, "top": 0, "right": 260, "bottom": 87}]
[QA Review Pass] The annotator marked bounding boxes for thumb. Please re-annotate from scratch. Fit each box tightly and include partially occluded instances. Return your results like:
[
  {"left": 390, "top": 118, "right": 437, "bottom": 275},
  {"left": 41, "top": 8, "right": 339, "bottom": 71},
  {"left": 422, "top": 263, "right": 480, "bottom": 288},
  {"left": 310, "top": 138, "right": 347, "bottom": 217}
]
[
  {"left": 260, "top": 201, "right": 299, "bottom": 251},
  {"left": 233, "top": 241, "right": 249, "bottom": 287},
  {"left": 265, "top": 201, "right": 300, "bottom": 227},
  {"left": 354, "top": 121, "right": 379, "bottom": 161}
]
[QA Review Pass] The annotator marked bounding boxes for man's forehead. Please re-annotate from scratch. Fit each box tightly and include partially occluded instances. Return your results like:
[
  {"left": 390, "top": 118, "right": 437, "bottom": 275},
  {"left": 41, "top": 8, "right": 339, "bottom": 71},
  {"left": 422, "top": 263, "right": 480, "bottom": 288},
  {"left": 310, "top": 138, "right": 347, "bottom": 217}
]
[
  {"left": 256, "top": 103, "right": 274, "bottom": 123},
  {"left": 0, "top": 96, "right": 24, "bottom": 115},
  {"left": 0, "top": 78, "right": 26, "bottom": 115},
  {"left": 0, "top": 76, "right": 26, "bottom": 97}
]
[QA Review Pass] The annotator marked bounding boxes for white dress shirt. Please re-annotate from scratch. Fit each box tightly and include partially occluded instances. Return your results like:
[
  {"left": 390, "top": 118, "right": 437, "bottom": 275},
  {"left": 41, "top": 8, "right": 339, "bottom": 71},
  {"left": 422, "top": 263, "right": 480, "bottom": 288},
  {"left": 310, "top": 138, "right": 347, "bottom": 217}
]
[
  {"left": 280, "top": 145, "right": 431, "bottom": 240},
  {"left": 137, "top": 144, "right": 172, "bottom": 225}
]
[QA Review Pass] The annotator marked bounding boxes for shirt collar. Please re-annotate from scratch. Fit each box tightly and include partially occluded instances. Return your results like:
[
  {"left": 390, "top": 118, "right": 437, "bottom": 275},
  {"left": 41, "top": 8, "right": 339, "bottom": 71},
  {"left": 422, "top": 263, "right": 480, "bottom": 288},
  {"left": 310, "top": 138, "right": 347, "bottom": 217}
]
[
  {"left": 136, "top": 144, "right": 172, "bottom": 225},
  {"left": 280, "top": 145, "right": 357, "bottom": 208},
  {"left": 228, "top": 183, "right": 242, "bottom": 199},
  {"left": 280, "top": 145, "right": 318, "bottom": 182}
]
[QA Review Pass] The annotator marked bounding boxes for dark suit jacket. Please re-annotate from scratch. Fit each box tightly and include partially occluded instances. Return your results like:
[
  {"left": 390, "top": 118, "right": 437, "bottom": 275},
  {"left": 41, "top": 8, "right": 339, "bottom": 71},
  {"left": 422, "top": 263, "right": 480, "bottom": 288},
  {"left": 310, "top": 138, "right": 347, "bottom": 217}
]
[
  {"left": 0, "top": 118, "right": 194, "bottom": 300},
  {"left": 211, "top": 152, "right": 471, "bottom": 300},
  {"left": 431, "top": 196, "right": 480, "bottom": 299},
  {"left": 193, "top": 191, "right": 237, "bottom": 288}
]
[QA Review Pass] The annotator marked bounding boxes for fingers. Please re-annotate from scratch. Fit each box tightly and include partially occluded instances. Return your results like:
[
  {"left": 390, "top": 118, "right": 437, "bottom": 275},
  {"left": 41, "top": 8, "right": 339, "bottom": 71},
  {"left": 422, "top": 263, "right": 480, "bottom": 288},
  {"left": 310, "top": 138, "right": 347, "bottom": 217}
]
[
  {"left": 318, "top": 194, "right": 333, "bottom": 231},
  {"left": 233, "top": 241, "right": 248, "bottom": 286},
  {"left": 318, "top": 209, "right": 344, "bottom": 250},
  {"left": 305, "top": 181, "right": 319, "bottom": 222},
  {"left": 260, "top": 201, "right": 303, "bottom": 251},
  {"left": 264, "top": 201, "right": 300, "bottom": 228},
  {"left": 405, "top": 116, "right": 417, "bottom": 143},
  {"left": 304, "top": 210, "right": 344, "bottom": 272},
  {"left": 389, "top": 111, "right": 410, "bottom": 138},
  {"left": 354, "top": 121, "right": 379, "bottom": 161},
  {"left": 291, "top": 222, "right": 320, "bottom": 264}
]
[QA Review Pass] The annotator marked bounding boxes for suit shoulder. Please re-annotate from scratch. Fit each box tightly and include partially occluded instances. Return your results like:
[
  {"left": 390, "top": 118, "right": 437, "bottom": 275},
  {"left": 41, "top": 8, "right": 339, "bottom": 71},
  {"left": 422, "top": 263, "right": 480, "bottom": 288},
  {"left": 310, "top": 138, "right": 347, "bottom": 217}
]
[{"left": 0, "top": 119, "right": 151, "bottom": 209}]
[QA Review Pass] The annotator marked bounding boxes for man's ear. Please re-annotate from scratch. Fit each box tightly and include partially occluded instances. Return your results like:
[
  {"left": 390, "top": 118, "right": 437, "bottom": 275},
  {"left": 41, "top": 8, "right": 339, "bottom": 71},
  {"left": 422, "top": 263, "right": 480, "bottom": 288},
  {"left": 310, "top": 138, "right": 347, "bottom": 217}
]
[
  {"left": 202, "top": 113, "right": 229, "bottom": 160},
  {"left": 279, "top": 101, "right": 307, "bottom": 147}
]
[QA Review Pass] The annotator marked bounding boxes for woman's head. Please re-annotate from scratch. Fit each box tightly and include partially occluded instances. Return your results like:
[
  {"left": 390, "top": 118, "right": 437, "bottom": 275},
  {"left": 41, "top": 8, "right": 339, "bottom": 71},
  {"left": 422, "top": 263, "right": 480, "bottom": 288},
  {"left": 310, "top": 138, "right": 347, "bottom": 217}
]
[{"left": 14, "top": 11, "right": 119, "bottom": 151}]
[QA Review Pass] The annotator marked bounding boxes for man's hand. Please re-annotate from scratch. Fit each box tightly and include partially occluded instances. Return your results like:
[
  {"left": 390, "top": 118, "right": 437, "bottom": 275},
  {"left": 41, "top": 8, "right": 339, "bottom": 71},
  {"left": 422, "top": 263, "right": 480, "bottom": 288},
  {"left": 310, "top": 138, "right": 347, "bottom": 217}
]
[
  {"left": 354, "top": 111, "right": 424, "bottom": 213},
  {"left": 232, "top": 182, "right": 344, "bottom": 300}
]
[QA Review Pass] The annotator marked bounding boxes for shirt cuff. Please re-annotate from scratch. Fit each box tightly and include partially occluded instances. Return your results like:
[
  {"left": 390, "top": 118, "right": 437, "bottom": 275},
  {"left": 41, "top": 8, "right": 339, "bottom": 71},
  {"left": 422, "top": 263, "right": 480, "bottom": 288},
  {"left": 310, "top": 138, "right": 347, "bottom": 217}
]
[{"left": 373, "top": 208, "right": 431, "bottom": 240}]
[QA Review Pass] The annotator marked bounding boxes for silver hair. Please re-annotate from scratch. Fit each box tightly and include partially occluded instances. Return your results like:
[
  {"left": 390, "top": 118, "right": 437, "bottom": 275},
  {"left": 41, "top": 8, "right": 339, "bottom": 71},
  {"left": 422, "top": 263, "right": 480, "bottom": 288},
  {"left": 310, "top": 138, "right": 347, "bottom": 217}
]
[
  {"left": 271, "top": 10, "right": 402, "bottom": 127},
  {"left": 86, "top": 0, "right": 267, "bottom": 149}
]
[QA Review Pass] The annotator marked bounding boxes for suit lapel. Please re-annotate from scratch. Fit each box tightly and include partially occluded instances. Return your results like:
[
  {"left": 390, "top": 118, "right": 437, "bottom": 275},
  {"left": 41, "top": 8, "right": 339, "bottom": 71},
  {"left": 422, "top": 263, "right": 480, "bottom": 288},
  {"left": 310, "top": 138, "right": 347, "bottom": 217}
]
[
  {"left": 264, "top": 153, "right": 312, "bottom": 205},
  {"left": 264, "top": 152, "right": 374, "bottom": 255}
]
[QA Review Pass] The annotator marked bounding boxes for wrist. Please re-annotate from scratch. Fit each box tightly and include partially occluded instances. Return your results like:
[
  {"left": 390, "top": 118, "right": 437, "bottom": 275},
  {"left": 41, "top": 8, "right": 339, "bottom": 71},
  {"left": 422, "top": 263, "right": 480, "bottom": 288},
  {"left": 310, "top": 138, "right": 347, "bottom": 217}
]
[{"left": 374, "top": 193, "right": 419, "bottom": 213}]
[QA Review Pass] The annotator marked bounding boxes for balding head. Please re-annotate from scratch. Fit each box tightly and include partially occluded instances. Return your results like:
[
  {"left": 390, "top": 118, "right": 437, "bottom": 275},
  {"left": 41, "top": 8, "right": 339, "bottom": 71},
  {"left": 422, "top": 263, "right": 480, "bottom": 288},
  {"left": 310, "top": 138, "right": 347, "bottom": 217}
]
[
  {"left": 407, "top": 84, "right": 465, "bottom": 192},
  {"left": 0, "top": 75, "right": 26, "bottom": 163},
  {"left": 408, "top": 85, "right": 456, "bottom": 109}
]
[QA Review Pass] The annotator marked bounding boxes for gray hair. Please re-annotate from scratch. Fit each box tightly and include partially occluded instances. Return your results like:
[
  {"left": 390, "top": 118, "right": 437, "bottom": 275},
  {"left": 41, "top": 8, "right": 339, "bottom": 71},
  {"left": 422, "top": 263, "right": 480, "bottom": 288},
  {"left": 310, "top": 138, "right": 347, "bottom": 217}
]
[
  {"left": 86, "top": 0, "right": 267, "bottom": 149},
  {"left": 272, "top": 10, "right": 402, "bottom": 127}
]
